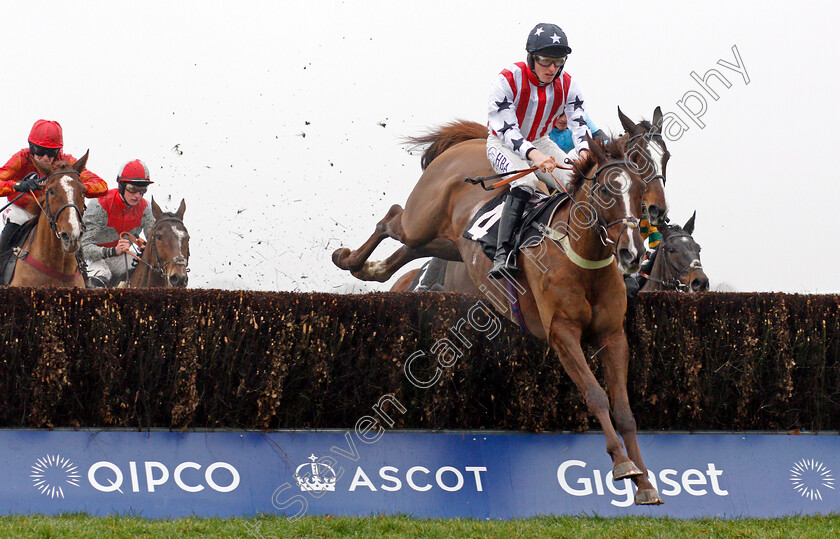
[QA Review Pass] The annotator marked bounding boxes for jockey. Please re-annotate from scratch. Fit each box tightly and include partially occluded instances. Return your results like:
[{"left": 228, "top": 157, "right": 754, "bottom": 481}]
[
  {"left": 486, "top": 23, "right": 592, "bottom": 279},
  {"left": 0, "top": 120, "right": 107, "bottom": 257},
  {"left": 549, "top": 112, "right": 608, "bottom": 154},
  {"left": 81, "top": 159, "right": 155, "bottom": 288}
]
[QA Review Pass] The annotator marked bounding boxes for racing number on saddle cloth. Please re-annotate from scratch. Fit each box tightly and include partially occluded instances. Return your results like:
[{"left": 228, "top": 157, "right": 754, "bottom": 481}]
[{"left": 466, "top": 204, "right": 504, "bottom": 241}]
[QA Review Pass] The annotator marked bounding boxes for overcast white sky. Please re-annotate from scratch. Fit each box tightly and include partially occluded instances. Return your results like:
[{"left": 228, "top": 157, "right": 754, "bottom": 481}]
[{"left": 3, "top": 1, "right": 838, "bottom": 293}]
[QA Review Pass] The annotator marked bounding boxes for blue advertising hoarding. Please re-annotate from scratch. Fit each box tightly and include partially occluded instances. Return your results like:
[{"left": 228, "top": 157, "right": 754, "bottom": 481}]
[{"left": 2, "top": 430, "right": 837, "bottom": 519}]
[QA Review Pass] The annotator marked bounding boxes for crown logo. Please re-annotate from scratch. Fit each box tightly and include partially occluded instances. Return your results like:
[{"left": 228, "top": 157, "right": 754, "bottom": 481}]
[{"left": 295, "top": 454, "right": 337, "bottom": 492}]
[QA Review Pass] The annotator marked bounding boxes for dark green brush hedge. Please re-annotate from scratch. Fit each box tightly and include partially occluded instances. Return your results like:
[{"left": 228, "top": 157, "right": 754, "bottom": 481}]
[{"left": 0, "top": 288, "right": 836, "bottom": 432}]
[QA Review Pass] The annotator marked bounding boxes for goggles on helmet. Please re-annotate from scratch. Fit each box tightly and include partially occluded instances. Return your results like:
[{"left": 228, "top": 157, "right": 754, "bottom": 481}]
[
  {"left": 123, "top": 184, "right": 148, "bottom": 195},
  {"left": 29, "top": 143, "right": 60, "bottom": 160},
  {"left": 533, "top": 54, "right": 567, "bottom": 68}
]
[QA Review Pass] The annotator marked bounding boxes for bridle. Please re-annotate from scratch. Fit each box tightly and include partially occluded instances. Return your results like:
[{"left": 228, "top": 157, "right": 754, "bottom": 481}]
[
  {"left": 540, "top": 158, "right": 642, "bottom": 269},
  {"left": 642, "top": 231, "right": 702, "bottom": 291},
  {"left": 138, "top": 216, "right": 189, "bottom": 286},
  {"left": 627, "top": 131, "right": 666, "bottom": 187},
  {"left": 30, "top": 171, "right": 86, "bottom": 237},
  {"left": 572, "top": 159, "right": 641, "bottom": 249}
]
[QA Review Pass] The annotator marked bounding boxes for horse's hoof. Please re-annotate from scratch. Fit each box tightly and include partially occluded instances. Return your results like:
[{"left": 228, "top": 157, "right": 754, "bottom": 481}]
[
  {"left": 635, "top": 488, "right": 664, "bottom": 505},
  {"left": 613, "top": 460, "right": 643, "bottom": 480},
  {"left": 332, "top": 248, "right": 350, "bottom": 269}
]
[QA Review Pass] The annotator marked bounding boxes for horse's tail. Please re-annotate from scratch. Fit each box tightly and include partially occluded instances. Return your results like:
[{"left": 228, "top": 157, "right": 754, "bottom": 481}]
[{"left": 404, "top": 119, "right": 488, "bottom": 170}]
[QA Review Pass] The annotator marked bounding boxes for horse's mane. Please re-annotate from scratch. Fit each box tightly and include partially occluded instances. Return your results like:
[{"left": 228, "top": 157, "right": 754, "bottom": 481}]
[
  {"left": 404, "top": 119, "right": 488, "bottom": 170},
  {"left": 566, "top": 138, "right": 628, "bottom": 195},
  {"left": 637, "top": 120, "right": 654, "bottom": 133}
]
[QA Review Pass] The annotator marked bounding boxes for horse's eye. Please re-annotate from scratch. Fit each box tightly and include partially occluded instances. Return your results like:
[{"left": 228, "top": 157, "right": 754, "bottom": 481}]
[{"left": 667, "top": 248, "right": 676, "bottom": 254}]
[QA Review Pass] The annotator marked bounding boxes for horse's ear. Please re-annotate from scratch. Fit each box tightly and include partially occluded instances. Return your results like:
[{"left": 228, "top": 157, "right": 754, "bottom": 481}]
[
  {"left": 586, "top": 133, "right": 606, "bottom": 164},
  {"left": 151, "top": 196, "right": 163, "bottom": 220},
  {"left": 652, "top": 107, "right": 663, "bottom": 134},
  {"left": 683, "top": 210, "right": 696, "bottom": 234},
  {"left": 73, "top": 150, "right": 90, "bottom": 174},
  {"left": 618, "top": 106, "right": 641, "bottom": 135},
  {"left": 176, "top": 199, "right": 186, "bottom": 220}
]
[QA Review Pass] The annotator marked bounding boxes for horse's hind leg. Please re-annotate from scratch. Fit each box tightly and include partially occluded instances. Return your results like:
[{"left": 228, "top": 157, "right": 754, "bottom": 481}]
[
  {"left": 601, "top": 331, "right": 664, "bottom": 505},
  {"left": 351, "top": 239, "right": 459, "bottom": 282},
  {"left": 333, "top": 204, "right": 405, "bottom": 273}
]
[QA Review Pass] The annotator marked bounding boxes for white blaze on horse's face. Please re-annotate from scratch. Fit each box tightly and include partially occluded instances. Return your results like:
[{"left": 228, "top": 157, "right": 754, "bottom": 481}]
[
  {"left": 647, "top": 139, "right": 669, "bottom": 209},
  {"left": 609, "top": 170, "right": 644, "bottom": 274},
  {"left": 58, "top": 175, "right": 83, "bottom": 239}
]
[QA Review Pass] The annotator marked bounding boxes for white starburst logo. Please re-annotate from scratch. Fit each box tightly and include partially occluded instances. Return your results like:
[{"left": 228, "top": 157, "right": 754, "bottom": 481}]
[
  {"left": 30, "top": 454, "right": 82, "bottom": 499},
  {"left": 790, "top": 458, "right": 835, "bottom": 501}
]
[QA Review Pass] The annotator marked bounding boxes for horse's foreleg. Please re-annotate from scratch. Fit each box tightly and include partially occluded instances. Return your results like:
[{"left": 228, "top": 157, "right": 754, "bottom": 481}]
[
  {"left": 600, "top": 330, "right": 664, "bottom": 505},
  {"left": 333, "top": 204, "right": 405, "bottom": 273},
  {"left": 549, "top": 318, "right": 640, "bottom": 479},
  {"left": 351, "top": 239, "right": 460, "bottom": 282}
]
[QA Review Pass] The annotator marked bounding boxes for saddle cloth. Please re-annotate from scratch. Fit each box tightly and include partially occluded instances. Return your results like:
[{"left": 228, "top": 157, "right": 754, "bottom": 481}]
[{"left": 463, "top": 190, "right": 570, "bottom": 260}]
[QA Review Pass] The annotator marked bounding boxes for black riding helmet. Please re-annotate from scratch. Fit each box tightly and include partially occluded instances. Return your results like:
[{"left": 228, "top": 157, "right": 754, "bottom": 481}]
[{"left": 526, "top": 23, "right": 572, "bottom": 81}]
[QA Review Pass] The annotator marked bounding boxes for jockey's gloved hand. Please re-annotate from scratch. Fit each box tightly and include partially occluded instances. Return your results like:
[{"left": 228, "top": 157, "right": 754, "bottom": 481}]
[{"left": 13, "top": 172, "right": 43, "bottom": 192}]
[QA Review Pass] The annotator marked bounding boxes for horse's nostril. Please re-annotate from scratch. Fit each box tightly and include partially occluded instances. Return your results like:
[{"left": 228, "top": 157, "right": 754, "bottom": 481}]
[{"left": 692, "top": 277, "right": 709, "bottom": 291}]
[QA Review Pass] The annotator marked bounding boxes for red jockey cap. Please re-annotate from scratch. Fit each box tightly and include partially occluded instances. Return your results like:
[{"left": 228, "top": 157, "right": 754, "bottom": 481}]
[
  {"left": 117, "top": 159, "right": 154, "bottom": 184},
  {"left": 28, "top": 120, "right": 64, "bottom": 149}
]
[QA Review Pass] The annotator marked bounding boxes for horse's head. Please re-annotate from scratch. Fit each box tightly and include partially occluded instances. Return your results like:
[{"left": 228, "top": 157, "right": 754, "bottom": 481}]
[
  {"left": 570, "top": 136, "right": 647, "bottom": 274},
  {"left": 32, "top": 151, "right": 88, "bottom": 253},
  {"left": 150, "top": 197, "right": 190, "bottom": 287},
  {"left": 656, "top": 211, "right": 709, "bottom": 292},
  {"left": 619, "top": 106, "right": 669, "bottom": 227}
]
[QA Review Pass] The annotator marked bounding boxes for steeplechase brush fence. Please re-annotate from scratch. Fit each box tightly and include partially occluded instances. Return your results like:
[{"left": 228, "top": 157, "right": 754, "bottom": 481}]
[{"left": 0, "top": 288, "right": 837, "bottom": 431}]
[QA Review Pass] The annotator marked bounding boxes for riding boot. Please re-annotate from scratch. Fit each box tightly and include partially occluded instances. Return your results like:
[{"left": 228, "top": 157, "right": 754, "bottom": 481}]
[
  {"left": 488, "top": 186, "right": 531, "bottom": 280},
  {"left": 87, "top": 275, "right": 109, "bottom": 289},
  {"left": 0, "top": 222, "right": 21, "bottom": 258}
]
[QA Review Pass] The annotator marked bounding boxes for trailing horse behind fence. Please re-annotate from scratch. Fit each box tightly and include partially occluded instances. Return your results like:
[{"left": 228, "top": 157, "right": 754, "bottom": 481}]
[
  {"left": 640, "top": 211, "right": 708, "bottom": 292},
  {"left": 126, "top": 198, "right": 190, "bottom": 288}
]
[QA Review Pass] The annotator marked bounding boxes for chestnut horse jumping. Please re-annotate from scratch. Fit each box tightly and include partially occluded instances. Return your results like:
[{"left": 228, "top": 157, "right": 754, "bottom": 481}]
[
  {"left": 8, "top": 154, "right": 89, "bottom": 287},
  {"left": 334, "top": 123, "right": 665, "bottom": 505},
  {"left": 128, "top": 198, "right": 189, "bottom": 288}
]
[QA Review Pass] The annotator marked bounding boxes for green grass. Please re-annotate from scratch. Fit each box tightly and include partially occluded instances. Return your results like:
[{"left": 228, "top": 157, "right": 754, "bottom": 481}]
[{"left": 0, "top": 514, "right": 838, "bottom": 538}]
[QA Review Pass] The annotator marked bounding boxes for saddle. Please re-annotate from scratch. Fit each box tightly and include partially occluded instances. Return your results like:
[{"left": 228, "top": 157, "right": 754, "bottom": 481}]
[
  {"left": 0, "top": 219, "right": 38, "bottom": 286},
  {"left": 463, "top": 190, "right": 570, "bottom": 261}
]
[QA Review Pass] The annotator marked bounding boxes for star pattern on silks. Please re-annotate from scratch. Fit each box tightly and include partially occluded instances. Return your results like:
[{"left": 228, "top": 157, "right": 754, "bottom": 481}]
[
  {"left": 534, "top": 27, "right": 544, "bottom": 36},
  {"left": 574, "top": 116, "right": 587, "bottom": 127},
  {"left": 578, "top": 135, "right": 587, "bottom": 142},
  {"left": 499, "top": 121, "right": 515, "bottom": 134},
  {"left": 495, "top": 96, "right": 512, "bottom": 111},
  {"left": 569, "top": 95, "right": 584, "bottom": 110},
  {"left": 512, "top": 137, "right": 525, "bottom": 152},
  {"left": 551, "top": 33, "right": 562, "bottom": 43}
]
